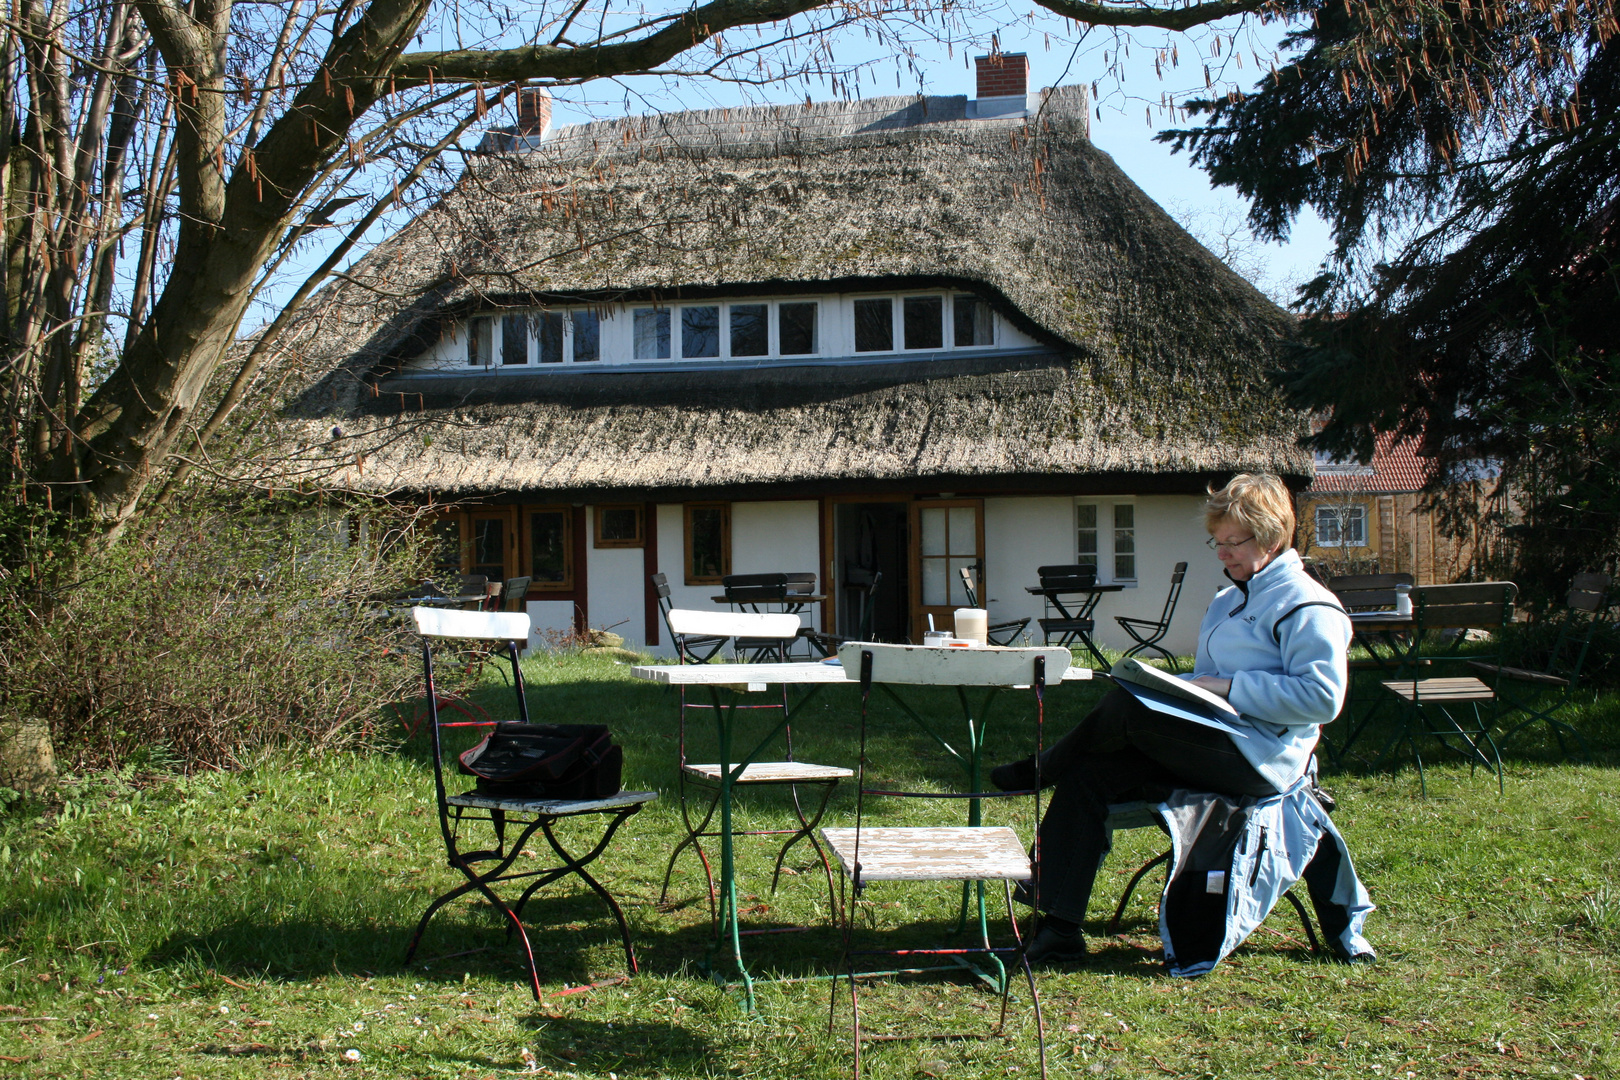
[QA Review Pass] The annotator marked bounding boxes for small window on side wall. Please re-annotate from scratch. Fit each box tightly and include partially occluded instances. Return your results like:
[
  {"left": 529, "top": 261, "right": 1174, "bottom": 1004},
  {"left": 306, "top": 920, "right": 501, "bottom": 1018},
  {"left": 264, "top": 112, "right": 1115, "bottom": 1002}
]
[
  {"left": 1315, "top": 504, "right": 1367, "bottom": 547},
  {"left": 525, "top": 506, "right": 573, "bottom": 590},
  {"left": 684, "top": 503, "right": 731, "bottom": 585},
  {"left": 594, "top": 504, "right": 644, "bottom": 548}
]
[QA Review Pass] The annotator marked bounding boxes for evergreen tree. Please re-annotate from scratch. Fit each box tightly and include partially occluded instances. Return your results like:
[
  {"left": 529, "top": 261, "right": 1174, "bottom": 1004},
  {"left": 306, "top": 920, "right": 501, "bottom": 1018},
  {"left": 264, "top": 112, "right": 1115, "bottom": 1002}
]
[{"left": 1164, "top": 2, "right": 1620, "bottom": 600}]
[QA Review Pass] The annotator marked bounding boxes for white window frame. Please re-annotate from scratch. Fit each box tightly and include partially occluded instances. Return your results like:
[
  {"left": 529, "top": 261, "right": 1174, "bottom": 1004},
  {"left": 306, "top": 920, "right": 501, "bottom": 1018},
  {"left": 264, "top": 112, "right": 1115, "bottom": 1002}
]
[
  {"left": 1074, "top": 498, "right": 1138, "bottom": 585},
  {"left": 440, "top": 291, "right": 1013, "bottom": 370},
  {"left": 1314, "top": 503, "right": 1368, "bottom": 548},
  {"left": 951, "top": 293, "right": 997, "bottom": 349}
]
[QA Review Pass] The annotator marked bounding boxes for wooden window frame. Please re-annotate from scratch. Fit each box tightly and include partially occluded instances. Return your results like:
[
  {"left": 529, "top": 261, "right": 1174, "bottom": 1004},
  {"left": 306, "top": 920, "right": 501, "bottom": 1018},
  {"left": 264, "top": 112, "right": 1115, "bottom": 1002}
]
[
  {"left": 683, "top": 502, "right": 732, "bottom": 585},
  {"left": 521, "top": 503, "right": 575, "bottom": 591},
  {"left": 594, "top": 504, "right": 645, "bottom": 549}
]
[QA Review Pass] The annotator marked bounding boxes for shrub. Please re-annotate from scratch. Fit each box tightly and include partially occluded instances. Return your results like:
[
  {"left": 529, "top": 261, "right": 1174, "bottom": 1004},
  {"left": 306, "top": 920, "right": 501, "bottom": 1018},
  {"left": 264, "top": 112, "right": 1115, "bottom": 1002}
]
[{"left": 0, "top": 496, "right": 442, "bottom": 773}]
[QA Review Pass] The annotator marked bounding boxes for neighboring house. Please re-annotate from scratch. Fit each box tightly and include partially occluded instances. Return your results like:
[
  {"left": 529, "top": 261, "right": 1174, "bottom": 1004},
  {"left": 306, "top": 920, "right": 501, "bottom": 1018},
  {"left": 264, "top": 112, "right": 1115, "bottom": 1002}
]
[
  {"left": 275, "top": 56, "right": 1311, "bottom": 656},
  {"left": 1298, "top": 433, "right": 1503, "bottom": 584}
]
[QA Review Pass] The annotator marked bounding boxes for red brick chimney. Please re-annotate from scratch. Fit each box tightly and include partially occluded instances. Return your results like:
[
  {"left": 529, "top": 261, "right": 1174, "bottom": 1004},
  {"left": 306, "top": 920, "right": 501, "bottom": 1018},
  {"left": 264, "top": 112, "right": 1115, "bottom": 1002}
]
[
  {"left": 516, "top": 87, "right": 551, "bottom": 138},
  {"left": 975, "top": 53, "right": 1028, "bottom": 99}
]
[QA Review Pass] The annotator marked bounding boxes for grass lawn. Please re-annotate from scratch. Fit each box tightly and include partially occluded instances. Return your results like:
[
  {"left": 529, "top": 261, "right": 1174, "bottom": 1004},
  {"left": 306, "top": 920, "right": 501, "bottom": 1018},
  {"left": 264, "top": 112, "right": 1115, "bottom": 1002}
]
[{"left": 2, "top": 649, "right": 1618, "bottom": 1078}]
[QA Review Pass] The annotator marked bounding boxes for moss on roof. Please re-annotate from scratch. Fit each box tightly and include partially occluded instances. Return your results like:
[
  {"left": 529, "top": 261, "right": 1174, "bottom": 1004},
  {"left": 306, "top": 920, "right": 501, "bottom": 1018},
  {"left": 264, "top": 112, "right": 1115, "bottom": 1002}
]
[{"left": 268, "top": 87, "right": 1310, "bottom": 498}]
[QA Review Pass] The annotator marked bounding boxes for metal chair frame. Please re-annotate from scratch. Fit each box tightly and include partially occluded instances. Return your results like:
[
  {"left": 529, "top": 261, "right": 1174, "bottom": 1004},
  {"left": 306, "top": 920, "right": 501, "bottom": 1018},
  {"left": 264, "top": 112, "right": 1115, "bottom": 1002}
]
[
  {"left": 1376, "top": 582, "right": 1519, "bottom": 796},
  {"left": 1471, "top": 572, "right": 1611, "bottom": 758},
  {"left": 653, "top": 572, "right": 728, "bottom": 663},
  {"left": 403, "top": 607, "right": 655, "bottom": 1000},
  {"left": 958, "top": 565, "right": 1032, "bottom": 646},
  {"left": 722, "top": 573, "right": 798, "bottom": 661},
  {"left": 1114, "top": 562, "right": 1188, "bottom": 670},
  {"left": 654, "top": 608, "right": 848, "bottom": 946},
  {"left": 823, "top": 645, "right": 1060, "bottom": 1080},
  {"left": 1035, "top": 565, "right": 1110, "bottom": 669}
]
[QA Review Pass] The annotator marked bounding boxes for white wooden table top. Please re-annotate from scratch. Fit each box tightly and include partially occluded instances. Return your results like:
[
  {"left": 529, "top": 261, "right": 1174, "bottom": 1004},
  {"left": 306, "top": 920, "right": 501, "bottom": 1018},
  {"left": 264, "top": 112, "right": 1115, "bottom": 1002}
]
[
  {"left": 631, "top": 654, "right": 1094, "bottom": 690},
  {"left": 631, "top": 661, "right": 851, "bottom": 686},
  {"left": 819, "top": 826, "right": 1032, "bottom": 881}
]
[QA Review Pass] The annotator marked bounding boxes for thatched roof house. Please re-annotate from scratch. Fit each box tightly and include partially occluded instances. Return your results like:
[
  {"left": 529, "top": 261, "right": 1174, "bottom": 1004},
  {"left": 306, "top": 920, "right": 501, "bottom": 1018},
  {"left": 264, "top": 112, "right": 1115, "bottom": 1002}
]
[{"left": 275, "top": 59, "right": 1308, "bottom": 652}]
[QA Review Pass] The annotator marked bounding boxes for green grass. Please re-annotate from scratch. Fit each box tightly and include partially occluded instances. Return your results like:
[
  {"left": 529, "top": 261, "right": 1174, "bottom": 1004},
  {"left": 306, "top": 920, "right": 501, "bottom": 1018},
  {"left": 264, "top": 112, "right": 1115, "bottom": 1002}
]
[{"left": 2, "top": 650, "right": 1618, "bottom": 1078}]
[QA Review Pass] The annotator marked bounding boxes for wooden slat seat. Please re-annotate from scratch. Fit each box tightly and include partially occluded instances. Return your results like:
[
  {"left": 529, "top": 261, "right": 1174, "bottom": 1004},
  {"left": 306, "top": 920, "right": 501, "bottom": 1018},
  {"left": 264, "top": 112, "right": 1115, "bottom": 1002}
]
[
  {"left": 1328, "top": 572, "right": 1413, "bottom": 612},
  {"left": 683, "top": 761, "right": 853, "bottom": 783},
  {"left": 819, "top": 826, "right": 1031, "bottom": 882},
  {"left": 447, "top": 789, "right": 657, "bottom": 815},
  {"left": 1467, "top": 661, "right": 1569, "bottom": 688},
  {"left": 1380, "top": 676, "right": 1496, "bottom": 703}
]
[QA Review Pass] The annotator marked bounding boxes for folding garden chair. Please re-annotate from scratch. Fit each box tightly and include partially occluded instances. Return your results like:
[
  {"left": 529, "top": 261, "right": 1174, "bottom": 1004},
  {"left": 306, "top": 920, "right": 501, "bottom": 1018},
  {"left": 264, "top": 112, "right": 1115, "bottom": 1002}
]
[
  {"left": 1470, "top": 572, "right": 1610, "bottom": 758},
  {"left": 1113, "top": 561, "right": 1187, "bottom": 669},
  {"left": 656, "top": 608, "right": 849, "bottom": 930},
  {"left": 653, "top": 572, "right": 727, "bottom": 662},
  {"left": 959, "top": 565, "right": 1031, "bottom": 646},
  {"left": 820, "top": 643, "right": 1070, "bottom": 1079},
  {"left": 722, "top": 573, "right": 796, "bottom": 661},
  {"left": 805, "top": 567, "right": 882, "bottom": 656},
  {"left": 404, "top": 607, "right": 656, "bottom": 1001},
  {"left": 1377, "top": 582, "right": 1518, "bottom": 796}
]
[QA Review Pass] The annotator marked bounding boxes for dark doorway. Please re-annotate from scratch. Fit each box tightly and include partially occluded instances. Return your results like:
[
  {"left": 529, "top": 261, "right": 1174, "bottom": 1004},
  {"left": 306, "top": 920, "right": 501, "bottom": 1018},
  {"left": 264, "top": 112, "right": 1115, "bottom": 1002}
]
[{"left": 833, "top": 501, "right": 910, "bottom": 642}]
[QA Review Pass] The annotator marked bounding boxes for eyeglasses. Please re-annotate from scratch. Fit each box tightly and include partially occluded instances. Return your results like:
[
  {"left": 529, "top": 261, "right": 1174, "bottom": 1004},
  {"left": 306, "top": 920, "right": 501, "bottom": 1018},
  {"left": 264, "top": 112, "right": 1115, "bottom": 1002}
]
[{"left": 1206, "top": 535, "right": 1256, "bottom": 552}]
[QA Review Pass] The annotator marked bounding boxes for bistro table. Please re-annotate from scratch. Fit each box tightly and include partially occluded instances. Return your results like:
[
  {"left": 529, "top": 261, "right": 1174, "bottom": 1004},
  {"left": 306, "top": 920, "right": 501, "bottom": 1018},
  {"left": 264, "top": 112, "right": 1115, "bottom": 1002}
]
[
  {"left": 631, "top": 659, "right": 851, "bottom": 1007},
  {"left": 1026, "top": 581, "right": 1125, "bottom": 669},
  {"left": 631, "top": 648, "right": 1093, "bottom": 1006}
]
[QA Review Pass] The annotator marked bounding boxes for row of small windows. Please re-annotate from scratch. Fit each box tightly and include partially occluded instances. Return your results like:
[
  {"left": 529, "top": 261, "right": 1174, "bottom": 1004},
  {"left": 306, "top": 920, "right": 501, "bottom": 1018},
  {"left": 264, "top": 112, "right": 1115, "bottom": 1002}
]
[{"left": 464, "top": 294, "right": 998, "bottom": 367}]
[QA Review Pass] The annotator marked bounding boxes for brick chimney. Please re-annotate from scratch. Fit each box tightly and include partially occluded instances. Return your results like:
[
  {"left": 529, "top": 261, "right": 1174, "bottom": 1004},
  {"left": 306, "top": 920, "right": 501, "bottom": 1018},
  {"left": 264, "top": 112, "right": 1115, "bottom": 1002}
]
[
  {"left": 975, "top": 53, "right": 1028, "bottom": 100},
  {"left": 516, "top": 86, "right": 551, "bottom": 139}
]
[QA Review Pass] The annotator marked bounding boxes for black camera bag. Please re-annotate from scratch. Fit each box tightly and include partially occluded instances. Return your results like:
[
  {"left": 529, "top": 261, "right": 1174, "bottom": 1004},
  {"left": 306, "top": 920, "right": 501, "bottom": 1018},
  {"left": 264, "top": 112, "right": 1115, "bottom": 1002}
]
[{"left": 457, "top": 722, "right": 622, "bottom": 800}]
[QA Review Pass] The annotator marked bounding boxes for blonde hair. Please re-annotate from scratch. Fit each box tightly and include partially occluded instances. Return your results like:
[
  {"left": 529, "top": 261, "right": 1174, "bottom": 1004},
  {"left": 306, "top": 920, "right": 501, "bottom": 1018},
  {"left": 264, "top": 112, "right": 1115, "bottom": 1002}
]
[{"left": 1205, "top": 473, "right": 1295, "bottom": 554}]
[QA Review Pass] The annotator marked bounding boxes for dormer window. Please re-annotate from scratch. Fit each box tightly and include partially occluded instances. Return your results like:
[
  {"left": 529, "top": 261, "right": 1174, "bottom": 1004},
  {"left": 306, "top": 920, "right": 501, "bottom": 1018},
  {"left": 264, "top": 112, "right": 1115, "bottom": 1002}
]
[
  {"left": 633, "top": 307, "right": 671, "bottom": 359},
  {"left": 903, "top": 296, "right": 944, "bottom": 350},
  {"left": 468, "top": 316, "right": 493, "bottom": 365},
  {"left": 423, "top": 290, "right": 1025, "bottom": 374},
  {"left": 572, "top": 311, "right": 600, "bottom": 362},
  {"left": 682, "top": 306, "right": 720, "bottom": 358},
  {"left": 954, "top": 294, "right": 995, "bottom": 347},
  {"left": 854, "top": 298, "right": 893, "bottom": 352},
  {"left": 730, "top": 304, "right": 768, "bottom": 356},
  {"left": 779, "top": 302, "right": 817, "bottom": 354}
]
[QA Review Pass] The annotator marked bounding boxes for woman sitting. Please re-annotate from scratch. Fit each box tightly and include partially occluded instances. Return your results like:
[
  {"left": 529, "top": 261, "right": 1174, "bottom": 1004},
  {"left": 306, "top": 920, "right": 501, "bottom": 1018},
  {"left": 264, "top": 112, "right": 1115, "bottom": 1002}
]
[{"left": 993, "top": 473, "right": 1351, "bottom": 964}]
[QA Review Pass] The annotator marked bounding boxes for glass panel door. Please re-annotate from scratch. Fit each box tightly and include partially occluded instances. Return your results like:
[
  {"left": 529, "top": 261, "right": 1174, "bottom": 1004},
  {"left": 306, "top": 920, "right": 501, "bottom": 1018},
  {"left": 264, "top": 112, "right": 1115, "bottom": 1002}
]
[
  {"left": 910, "top": 499, "right": 984, "bottom": 642},
  {"left": 466, "top": 509, "right": 515, "bottom": 583}
]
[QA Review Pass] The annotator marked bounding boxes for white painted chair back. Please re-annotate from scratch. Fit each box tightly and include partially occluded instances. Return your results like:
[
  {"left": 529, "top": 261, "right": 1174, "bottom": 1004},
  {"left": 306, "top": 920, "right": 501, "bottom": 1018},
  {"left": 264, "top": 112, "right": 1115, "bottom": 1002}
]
[
  {"left": 836, "top": 641, "right": 1069, "bottom": 686},
  {"left": 412, "top": 607, "right": 531, "bottom": 641},
  {"left": 665, "top": 608, "right": 799, "bottom": 641}
]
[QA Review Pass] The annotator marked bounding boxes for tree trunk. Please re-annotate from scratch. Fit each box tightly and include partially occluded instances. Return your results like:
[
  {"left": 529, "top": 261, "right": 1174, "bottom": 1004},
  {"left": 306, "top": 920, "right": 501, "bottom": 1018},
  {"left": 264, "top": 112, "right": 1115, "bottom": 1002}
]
[{"left": 0, "top": 713, "right": 56, "bottom": 796}]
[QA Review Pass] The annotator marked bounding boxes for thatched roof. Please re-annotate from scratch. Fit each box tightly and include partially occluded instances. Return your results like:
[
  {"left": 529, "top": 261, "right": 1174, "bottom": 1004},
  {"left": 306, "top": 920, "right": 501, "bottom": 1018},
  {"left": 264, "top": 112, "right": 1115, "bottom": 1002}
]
[{"left": 272, "top": 86, "right": 1311, "bottom": 500}]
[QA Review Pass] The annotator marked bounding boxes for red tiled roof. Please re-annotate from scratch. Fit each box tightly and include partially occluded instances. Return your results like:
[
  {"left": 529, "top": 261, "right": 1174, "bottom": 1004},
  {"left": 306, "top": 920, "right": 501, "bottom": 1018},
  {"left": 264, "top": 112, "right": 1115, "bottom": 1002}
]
[{"left": 1306, "top": 431, "right": 1433, "bottom": 494}]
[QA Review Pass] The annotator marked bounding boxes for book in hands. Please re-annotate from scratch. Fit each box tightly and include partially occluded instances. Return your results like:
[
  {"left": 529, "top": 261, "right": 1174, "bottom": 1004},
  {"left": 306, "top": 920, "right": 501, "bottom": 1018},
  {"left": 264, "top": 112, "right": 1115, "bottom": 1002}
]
[{"left": 1109, "top": 656, "right": 1241, "bottom": 731}]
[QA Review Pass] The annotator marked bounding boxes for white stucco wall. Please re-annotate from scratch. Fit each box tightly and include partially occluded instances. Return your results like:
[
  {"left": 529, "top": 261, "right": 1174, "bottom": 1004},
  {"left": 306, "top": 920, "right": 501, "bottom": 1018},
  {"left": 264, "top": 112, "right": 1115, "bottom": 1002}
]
[
  {"left": 645, "top": 499, "right": 821, "bottom": 658},
  {"left": 585, "top": 514, "right": 649, "bottom": 648},
  {"left": 525, "top": 600, "right": 575, "bottom": 650},
  {"left": 983, "top": 494, "right": 1216, "bottom": 659}
]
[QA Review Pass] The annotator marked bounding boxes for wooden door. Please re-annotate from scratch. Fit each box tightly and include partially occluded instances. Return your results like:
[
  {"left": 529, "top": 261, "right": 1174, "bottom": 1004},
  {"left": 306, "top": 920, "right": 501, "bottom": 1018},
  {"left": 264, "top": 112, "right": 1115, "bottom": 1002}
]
[
  {"left": 464, "top": 507, "right": 518, "bottom": 582},
  {"left": 909, "top": 499, "right": 985, "bottom": 642}
]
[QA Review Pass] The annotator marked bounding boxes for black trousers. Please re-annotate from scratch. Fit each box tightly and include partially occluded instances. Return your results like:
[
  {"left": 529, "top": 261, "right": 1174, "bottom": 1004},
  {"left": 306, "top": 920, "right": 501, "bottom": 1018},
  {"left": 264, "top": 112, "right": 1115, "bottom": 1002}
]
[{"left": 1028, "top": 686, "right": 1280, "bottom": 925}]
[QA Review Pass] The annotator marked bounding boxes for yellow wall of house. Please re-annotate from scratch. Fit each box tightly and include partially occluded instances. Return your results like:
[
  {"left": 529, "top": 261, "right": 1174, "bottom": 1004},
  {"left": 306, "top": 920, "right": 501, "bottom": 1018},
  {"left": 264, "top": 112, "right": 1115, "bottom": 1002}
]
[{"left": 1296, "top": 492, "right": 1491, "bottom": 585}]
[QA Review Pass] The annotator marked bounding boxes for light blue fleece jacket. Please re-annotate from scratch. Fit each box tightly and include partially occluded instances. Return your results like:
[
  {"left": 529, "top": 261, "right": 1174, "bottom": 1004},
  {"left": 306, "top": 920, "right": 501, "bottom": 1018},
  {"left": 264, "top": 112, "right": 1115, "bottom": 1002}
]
[{"left": 1185, "top": 549, "right": 1352, "bottom": 791}]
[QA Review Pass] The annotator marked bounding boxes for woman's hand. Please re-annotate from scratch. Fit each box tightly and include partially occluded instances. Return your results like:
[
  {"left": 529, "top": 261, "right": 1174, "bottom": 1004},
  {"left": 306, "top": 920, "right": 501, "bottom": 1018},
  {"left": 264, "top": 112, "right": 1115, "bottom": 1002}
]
[{"left": 1189, "top": 676, "right": 1233, "bottom": 698}]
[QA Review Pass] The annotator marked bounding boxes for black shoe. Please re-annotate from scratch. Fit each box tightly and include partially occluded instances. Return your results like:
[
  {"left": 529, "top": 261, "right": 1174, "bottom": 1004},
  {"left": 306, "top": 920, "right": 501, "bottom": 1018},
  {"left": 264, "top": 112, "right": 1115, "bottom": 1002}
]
[
  {"left": 990, "top": 757, "right": 1041, "bottom": 792},
  {"left": 1024, "top": 923, "right": 1088, "bottom": 966}
]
